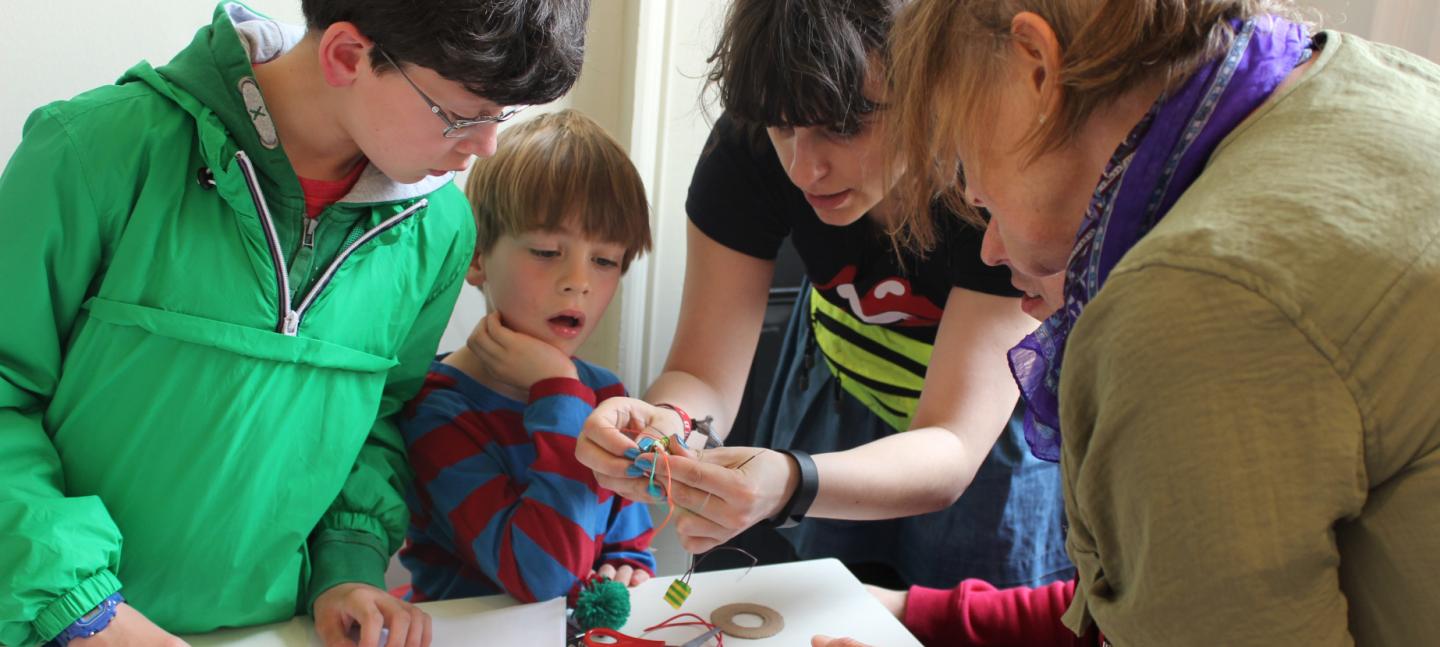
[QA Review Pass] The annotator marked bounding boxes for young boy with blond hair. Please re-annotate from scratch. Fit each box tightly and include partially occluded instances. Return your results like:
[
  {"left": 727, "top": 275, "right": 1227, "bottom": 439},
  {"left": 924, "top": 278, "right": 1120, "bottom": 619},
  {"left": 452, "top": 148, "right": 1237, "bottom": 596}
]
[{"left": 398, "top": 109, "right": 657, "bottom": 603}]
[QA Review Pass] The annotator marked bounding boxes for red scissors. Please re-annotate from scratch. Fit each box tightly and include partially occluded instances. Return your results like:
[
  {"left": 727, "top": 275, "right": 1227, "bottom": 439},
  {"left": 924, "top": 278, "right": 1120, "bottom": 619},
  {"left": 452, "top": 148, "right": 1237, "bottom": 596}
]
[{"left": 583, "top": 626, "right": 723, "bottom": 647}]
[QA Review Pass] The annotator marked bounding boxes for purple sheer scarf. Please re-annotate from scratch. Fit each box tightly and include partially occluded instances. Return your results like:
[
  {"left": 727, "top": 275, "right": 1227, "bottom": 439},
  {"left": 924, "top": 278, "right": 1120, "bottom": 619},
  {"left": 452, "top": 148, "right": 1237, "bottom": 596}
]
[{"left": 1009, "top": 17, "right": 1313, "bottom": 462}]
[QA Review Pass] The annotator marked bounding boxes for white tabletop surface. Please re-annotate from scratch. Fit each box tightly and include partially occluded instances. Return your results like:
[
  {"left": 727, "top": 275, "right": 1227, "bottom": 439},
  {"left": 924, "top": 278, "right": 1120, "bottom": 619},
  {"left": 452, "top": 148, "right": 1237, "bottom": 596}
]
[
  {"left": 185, "top": 596, "right": 561, "bottom": 647},
  {"left": 621, "top": 558, "right": 920, "bottom": 646},
  {"left": 183, "top": 558, "right": 920, "bottom": 646}
]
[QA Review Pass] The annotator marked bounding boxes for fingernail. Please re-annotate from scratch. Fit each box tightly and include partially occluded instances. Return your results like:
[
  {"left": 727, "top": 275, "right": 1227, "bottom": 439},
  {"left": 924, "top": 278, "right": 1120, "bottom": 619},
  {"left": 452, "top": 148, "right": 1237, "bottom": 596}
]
[
  {"left": 647, "top": 483, "right": 664, "bottom": 498},
  {"left": 626, "top": 465, "right": 647, "bottom": 478},
  {"left": 634, "top": 458, "right": 654, "bottom": 471},
  {"left": 673, "top": 434, "right": 690, "bottom": 450},
  {"left": 637, "top": 437, "right": 656, "bottom": 452},
  {"left": 623, "top": 447, "right": 640, "bottom": 459}
]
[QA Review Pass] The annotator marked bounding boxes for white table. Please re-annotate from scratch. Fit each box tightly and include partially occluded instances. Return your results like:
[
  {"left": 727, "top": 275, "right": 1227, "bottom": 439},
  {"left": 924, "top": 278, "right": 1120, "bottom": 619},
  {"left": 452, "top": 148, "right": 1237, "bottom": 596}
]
[
  {"left": 185, "top": 596, "right": 566, "bottom": 647},
  {"left": 184, "top": 558, "right": 920, "bottom": 646},
  {"left": 622, "top": 558, "right": 920, "bottom": 646}
]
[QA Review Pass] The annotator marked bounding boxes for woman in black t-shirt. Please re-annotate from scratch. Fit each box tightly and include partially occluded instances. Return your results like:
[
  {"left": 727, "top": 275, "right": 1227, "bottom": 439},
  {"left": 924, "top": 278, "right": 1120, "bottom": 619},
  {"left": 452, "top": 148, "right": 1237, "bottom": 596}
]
[{"left": 577, "top": 0, "right": 1071, "bottom": 590}]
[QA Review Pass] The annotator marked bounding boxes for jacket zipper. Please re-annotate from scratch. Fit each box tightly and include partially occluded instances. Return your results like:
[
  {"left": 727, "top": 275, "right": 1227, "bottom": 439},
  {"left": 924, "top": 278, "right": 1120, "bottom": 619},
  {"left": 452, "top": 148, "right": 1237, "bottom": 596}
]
[
  {"left": 234, "top": 151, "right": 293, "bottom": 334},
  {"left": 290, "top": 200, "right": 426, "bottom": 330},
  {"left": 302, "top": 216, "right": 319, "bottom": 248},
  {"left": 288, "top": 215, "right": 322, "bottom": 305},
  {"left": 233, "top": 151, "right": 428, "bottom": 336}
]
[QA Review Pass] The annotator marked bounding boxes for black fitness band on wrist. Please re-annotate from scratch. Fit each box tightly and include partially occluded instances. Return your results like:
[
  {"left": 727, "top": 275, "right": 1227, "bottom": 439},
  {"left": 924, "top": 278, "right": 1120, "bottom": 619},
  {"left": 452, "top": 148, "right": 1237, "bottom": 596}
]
[{"left": 760, "top": 449, "right": 819, "bottom": 529}]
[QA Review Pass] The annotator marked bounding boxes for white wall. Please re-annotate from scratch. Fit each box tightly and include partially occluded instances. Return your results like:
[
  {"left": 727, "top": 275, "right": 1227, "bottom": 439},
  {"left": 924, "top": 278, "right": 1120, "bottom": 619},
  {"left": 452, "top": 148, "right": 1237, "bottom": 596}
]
[
  {"left": 1305, "top": 0, "right": 1379, "bottom": 32},
  {"left": 1300, "top": 0, "right": 1439, "bottom": 61},
  {"left": 0, "top": 1, "right": 304, "bottom": 156},
  {"left": 621, "top": 1, "right": 730, "bottom": 387}
]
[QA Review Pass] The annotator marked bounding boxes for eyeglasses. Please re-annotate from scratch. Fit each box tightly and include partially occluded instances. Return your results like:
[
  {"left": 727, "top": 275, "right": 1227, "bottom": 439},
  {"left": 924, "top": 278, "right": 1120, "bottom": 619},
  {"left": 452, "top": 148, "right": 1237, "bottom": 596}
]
[{"left": 376, "top": 48, "right": 525, "bottom": 139}]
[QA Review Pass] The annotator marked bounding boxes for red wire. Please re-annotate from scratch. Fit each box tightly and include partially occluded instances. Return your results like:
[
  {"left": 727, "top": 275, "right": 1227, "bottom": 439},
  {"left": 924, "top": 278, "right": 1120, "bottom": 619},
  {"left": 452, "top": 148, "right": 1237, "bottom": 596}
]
[
  {"left": 653, "top": 450, "right": 678, "bottom": 531},
  {"left": 643, "top": 613, "right": 723, "bottom": 646},
  {"left": 635, "top": 429, "right": 679, "bottom": 532}
]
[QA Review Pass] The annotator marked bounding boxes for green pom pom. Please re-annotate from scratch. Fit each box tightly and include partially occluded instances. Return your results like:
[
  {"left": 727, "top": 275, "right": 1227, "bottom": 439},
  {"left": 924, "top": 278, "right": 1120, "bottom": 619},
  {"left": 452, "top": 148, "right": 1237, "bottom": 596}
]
[{"left": 573, "top": 577, "right": 631, "bottom": 631}]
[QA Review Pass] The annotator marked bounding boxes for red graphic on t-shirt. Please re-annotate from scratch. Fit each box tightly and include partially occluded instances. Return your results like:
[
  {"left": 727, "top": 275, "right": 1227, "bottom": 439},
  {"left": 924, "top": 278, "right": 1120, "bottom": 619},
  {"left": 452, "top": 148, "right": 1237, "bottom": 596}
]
[{"left": 815, "top": 266, "right": 943, "bottom": 327}]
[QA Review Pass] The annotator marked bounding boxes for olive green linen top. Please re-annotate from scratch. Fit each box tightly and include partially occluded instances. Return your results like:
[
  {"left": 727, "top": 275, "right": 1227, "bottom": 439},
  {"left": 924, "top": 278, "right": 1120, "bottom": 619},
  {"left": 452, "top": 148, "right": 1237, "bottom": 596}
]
[{"left": 1060, "top": 31, "right": 1440, "bottom": 646}]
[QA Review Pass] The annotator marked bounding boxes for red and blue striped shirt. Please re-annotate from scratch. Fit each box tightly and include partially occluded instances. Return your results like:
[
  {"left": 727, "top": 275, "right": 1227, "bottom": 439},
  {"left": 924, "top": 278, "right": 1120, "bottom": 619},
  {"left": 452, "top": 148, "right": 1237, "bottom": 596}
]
[{"left": 398, "top": 359, "right": 655, "bottom": 603}]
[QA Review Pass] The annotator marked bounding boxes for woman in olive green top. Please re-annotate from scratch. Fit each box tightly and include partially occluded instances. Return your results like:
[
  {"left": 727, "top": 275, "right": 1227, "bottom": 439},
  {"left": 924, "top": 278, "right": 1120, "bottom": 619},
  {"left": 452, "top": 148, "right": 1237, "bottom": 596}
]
[{"left": 809, "top": 1, "right": 1440, "bottom": 646}]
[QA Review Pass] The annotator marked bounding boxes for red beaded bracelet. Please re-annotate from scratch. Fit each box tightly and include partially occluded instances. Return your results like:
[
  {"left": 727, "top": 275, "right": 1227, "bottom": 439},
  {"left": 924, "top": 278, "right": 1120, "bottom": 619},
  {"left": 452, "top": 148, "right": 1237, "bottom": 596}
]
[{"left": 654, "top": 403, "right": 692, "bottom": 442}]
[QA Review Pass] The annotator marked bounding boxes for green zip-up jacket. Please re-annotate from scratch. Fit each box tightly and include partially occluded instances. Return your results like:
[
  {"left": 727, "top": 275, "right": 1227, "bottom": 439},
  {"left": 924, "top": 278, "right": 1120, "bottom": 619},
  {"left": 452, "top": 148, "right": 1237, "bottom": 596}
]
[{"left": 0, "top": 5, "right": 475, "bottom": 644}]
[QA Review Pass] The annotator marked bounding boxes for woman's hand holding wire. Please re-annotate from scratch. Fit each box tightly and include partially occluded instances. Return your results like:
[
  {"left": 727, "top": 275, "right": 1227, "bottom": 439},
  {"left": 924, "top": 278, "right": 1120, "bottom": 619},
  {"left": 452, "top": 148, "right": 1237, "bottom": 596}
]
[
  {"left": 576, "top": 399, "right": 803, "bottom": 552},
  {"left": 660, "top": 445, "right": 797, "bottom": 553},
  {"left": 576, "top": 397, "right": 686, "bottom": 503}
]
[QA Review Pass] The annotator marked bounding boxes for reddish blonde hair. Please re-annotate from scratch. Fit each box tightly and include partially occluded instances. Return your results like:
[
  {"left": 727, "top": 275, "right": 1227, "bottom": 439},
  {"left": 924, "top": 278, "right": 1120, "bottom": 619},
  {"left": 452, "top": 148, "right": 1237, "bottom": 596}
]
[{"left": 886, "top": 0, "right": 1308, "bottom": 249}]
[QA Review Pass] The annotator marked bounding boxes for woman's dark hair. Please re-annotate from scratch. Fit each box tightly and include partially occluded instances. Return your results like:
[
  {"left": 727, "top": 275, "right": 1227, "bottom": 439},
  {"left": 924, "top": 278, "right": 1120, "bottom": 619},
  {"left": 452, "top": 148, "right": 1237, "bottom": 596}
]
[
  {"left": 706, "top": 0, "right": 904, "bottom": 134},
  {"left": 302, "top": 0, "right": 589, "bottom": 106}
]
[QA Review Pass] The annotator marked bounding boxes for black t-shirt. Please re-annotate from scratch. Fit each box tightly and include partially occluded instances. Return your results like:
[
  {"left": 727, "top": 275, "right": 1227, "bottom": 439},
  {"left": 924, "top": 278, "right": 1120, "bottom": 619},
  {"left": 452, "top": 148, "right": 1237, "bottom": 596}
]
[{"left": 686, "top": 112, "right": 1018, "bottom": 348}]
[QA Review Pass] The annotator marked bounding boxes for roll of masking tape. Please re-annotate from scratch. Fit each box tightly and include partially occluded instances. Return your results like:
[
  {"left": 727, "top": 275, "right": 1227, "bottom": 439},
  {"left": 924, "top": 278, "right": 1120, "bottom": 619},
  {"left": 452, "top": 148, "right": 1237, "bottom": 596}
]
[{"left": 710, "top": 602, "right": 784, "bottom": 639}]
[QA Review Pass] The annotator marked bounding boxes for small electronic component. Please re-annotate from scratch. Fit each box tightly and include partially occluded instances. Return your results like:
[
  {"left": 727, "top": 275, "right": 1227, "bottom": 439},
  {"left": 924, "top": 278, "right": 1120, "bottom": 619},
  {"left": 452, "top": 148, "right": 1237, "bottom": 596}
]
[{"left": 663, "top": 579, "right": 693, "bottom": 609}]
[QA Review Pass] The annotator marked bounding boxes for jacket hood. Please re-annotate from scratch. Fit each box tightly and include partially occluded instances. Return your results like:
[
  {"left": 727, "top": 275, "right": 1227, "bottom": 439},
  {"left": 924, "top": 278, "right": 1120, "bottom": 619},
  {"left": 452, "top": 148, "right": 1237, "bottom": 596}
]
[{"left": 117, "top": 2, "right": 452, "bottom": 205}]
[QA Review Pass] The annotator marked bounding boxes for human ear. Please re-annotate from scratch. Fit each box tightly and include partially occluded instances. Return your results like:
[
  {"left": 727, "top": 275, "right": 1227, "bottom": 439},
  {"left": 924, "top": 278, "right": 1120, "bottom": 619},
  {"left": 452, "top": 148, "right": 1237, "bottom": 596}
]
[
  {"left": 1009, "top": 12, "right": 1064, "bottom": 119},
  {"left": 317, "top": 22, "right": 370, "bottom": 88},
  {"left": 466, "top": 251, "right": 487, "bottom": 288}
]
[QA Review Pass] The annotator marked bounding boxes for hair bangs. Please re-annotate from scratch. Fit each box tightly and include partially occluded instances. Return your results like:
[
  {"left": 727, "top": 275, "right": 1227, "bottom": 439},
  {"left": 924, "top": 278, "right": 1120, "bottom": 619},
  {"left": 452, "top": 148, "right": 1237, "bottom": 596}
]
[
  {"left": 707, "top": 0, "right": 894, "bottom": 131},
  {"left": 467, "top": 110, "right": 651, "bottom": 271}
]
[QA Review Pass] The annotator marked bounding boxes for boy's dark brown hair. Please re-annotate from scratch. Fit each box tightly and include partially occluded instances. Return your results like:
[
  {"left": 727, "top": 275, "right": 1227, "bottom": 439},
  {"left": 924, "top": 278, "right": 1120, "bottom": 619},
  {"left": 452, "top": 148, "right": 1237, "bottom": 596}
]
[
  {"left": 301, "top": 0, "right": 589, "bottom": 106},
  {"left": 465, "top": 109, "right": 652, "bottom": 271}
]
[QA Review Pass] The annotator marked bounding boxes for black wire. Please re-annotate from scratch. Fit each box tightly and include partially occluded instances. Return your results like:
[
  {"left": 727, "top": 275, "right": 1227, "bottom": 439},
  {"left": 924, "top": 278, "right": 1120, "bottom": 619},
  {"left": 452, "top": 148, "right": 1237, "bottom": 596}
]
[{"left": 682, "top": 546, "right": 759, "bottom": 584}]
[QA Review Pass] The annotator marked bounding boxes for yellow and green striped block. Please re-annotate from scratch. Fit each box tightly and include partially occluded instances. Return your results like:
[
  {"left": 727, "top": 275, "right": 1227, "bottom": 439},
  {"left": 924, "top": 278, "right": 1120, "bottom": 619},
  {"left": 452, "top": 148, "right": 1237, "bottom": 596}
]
[{"left": 663, "top": 579, "right": 692, "bottom": 609}]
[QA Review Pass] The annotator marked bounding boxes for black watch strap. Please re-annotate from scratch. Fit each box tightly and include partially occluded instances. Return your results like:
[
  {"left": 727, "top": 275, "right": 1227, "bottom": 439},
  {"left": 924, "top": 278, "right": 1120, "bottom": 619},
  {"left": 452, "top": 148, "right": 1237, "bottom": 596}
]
[{"left": 761, "top": 449, "right": 819, "bottom": 529}]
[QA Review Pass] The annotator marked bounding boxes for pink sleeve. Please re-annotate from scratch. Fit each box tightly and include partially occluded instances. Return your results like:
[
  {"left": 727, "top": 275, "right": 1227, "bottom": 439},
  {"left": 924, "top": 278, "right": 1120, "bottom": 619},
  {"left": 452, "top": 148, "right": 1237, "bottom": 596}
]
[{"left": 903, "top": 579, "right": 1094, "bottom": 647}]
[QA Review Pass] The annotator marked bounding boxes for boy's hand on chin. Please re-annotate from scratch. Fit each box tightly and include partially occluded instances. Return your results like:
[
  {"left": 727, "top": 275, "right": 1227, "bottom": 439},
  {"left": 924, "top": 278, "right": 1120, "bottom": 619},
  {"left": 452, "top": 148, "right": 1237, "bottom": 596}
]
[{"left": 467, "top": 312, "right": 578, "bottom": 392}]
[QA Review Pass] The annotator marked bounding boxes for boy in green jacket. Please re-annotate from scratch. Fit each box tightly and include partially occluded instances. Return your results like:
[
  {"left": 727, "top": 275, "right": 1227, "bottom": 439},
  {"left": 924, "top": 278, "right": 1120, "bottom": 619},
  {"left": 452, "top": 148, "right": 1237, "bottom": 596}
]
[{"left": 0, "top": 1, "right": 587, "bottom": 646}]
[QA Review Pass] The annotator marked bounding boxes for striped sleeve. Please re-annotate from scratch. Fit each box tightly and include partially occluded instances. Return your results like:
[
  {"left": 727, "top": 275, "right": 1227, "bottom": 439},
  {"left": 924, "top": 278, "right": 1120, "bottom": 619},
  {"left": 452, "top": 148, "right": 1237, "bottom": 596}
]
[
  {"left": 597, "top": 497, "right": 656, "bottom": 574},
  {"left": 405, "top": 375, "right": 648, "bottom": 603}
]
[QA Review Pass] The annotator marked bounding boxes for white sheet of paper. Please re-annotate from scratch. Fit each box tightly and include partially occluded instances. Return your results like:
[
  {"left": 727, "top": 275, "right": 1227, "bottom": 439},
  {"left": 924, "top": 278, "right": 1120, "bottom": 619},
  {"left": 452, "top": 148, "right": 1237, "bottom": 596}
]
[
  {"left": 185, "top": 596, "right": 565, "bottom": 647},
  {"left": 416, "top": 596, "right": 565, "bottom": 646},
  {"left": 623, "top": 558, "right": 921, "bottom": 646}
]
